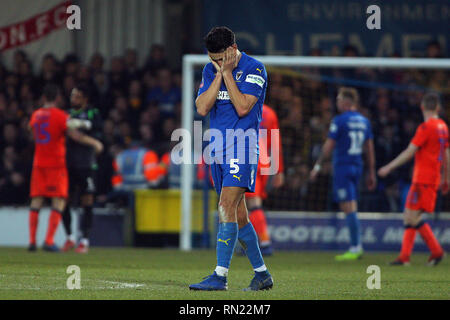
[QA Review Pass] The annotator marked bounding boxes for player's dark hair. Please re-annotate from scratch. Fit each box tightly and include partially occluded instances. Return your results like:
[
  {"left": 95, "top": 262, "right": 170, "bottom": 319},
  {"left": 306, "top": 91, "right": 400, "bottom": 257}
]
[
  {"left": 204, "top": 26, "right": 235, "bottom": 53},
  {"left": 422, "top": 92, "right": 440, "bottom": 111},
  {"left": 338, "top": 87, "right": 359, "bottom": 105},
  {"left": 74, "top": 84, "right": 90, "bottom": 101},
  {"left": 43, "top": 83, "right": 60, "bottom": 102}
]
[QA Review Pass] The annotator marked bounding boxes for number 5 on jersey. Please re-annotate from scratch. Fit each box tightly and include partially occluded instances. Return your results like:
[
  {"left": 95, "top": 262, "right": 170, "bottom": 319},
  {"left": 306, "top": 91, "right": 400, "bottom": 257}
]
[{"left": 230, "top": 159, "right": 239, "bottom": 174}]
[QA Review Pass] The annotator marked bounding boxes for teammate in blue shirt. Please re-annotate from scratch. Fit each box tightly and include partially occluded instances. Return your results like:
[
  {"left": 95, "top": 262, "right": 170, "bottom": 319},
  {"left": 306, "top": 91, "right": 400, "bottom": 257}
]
[
  {"left": 189, "top": 26, "right": 273, "bottom": 291},
  {"left": 310, "top": 87, "right": 376, "bottom": 261}
]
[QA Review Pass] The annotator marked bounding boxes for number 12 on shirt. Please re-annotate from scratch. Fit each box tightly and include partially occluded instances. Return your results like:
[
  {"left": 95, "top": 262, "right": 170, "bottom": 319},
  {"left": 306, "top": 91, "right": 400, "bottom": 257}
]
[{"left": 348, "top": 131, "right": 365, "bottom": 155}]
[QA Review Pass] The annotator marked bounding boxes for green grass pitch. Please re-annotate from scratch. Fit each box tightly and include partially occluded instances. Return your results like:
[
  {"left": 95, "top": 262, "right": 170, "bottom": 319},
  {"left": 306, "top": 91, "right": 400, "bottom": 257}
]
[{"left": 0, "top": 247, "right": 448, "bottom": 300}]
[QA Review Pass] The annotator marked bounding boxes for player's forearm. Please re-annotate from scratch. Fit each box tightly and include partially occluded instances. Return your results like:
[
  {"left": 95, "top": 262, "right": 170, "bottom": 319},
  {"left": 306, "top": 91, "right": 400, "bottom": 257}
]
[
  {"left": 68, "top": 129, "right": 99, "bottom": 149},
  {"left": 222, "top": 71, "right": 253, "bottom": 117},
  {"left": 195, "top": 73, "right": 222, "bottom": 116},
  {"left": 315, "top": 139, "right": 335, "bottom": 167},
  {"left": 387, "top": 144, "right": 416, "bottom": 171},
  {"left": 77, "top": 134, "right": 99, "bottom": 148},
  {"left": 365, "top": 139, "right": 376, "bottom": 176},
  {"left": 67, "top": 118, "right": 92, "bottom": 130}
]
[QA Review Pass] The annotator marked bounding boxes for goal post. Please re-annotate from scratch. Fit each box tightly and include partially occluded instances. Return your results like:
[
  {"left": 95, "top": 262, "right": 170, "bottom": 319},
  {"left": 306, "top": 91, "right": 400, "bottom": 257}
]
[{"left": 180, "top": 55, "right": 450, "bottom": 251}]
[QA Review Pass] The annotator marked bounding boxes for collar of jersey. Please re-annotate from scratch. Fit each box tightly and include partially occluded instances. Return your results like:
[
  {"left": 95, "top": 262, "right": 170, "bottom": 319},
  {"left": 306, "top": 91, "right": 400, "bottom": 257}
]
[
  {"left": 235, "top": 51, "right": 247, "bottom": 72},
  {"left": 70, "top": 106, "right": 90, "bottom": 116}
]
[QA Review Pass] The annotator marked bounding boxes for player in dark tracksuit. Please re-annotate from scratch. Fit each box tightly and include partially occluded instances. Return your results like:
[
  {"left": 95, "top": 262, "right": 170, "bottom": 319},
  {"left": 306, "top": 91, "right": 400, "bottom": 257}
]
[{"left": 62, "top": 85, "right": 103, "bottom": 253}]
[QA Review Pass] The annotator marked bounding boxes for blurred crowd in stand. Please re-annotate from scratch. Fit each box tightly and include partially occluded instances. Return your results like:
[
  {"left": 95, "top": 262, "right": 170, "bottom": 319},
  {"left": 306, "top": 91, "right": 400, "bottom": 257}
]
[{"left": 0, "top": 41, "right": 449, "bottom": 212}]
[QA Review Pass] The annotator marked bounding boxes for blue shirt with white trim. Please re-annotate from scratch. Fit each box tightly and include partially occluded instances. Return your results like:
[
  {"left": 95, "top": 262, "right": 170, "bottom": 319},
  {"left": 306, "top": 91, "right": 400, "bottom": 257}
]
[
  {"left": 328, "top": 110, "right": 373, "bottom": 167},
  {"left": 198, "top": 52, "right": 267, "bottom": 164}
]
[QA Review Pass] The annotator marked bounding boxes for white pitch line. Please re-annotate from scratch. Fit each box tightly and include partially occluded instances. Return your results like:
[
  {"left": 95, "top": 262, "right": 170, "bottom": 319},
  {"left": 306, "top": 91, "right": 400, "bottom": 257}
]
[
  {"left": 0, "top": 274, "right": 146, "bottom": 290},
  {"left": 99, "top": 280, "right": 146, "bottom": 289}
]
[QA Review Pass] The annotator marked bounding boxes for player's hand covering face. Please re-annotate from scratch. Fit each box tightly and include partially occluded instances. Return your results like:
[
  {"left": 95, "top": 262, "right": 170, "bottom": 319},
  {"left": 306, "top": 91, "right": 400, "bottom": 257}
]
[
  {"left": 208, "top": 50, "right": 224, "bottom": 73},
  {"left": 209, "top": 55, "right": 222, "bottom": 73},
  {"left": 221, "top": 46, "right": 237, "bottom": 74}
]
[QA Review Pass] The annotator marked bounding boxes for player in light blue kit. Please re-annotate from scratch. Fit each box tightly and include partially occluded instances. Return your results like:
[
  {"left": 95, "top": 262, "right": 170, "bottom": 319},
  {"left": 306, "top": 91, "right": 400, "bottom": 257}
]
[
  {"left": 310, "top": 87, "right": 376, "bottom": 261},
  {"left": 189, "top": 27, "right": 273, "bottom": 291}
]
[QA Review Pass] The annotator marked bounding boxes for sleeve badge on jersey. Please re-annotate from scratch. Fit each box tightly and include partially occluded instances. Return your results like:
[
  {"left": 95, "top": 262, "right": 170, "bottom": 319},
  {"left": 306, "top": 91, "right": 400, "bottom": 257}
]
[
  {"left": 236, "top": 70, "right": 243, "bottom": 81},
  {"left": 330, "top": 123, "right": 338, "bottom": 133},
  {"left": 245, "top": 74, "right": 265, "bottom": 88}
]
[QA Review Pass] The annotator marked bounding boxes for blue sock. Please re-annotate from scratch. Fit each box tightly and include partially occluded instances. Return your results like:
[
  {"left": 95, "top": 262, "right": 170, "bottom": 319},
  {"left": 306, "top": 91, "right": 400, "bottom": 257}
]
[
  {"left": 238, "top": 223, "right": 266, "bottom": 271},
  {"left": 216, "top": 222, "right": 238, "bottom": 269},
  {"left": 346, "top": 212, "right": 361, "bottom": 247}
]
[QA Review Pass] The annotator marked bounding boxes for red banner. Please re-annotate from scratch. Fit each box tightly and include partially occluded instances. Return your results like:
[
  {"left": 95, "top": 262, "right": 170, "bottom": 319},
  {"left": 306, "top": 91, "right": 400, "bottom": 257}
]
[{"left": 0, "top": 1, "right": 72, "bottom": 52}]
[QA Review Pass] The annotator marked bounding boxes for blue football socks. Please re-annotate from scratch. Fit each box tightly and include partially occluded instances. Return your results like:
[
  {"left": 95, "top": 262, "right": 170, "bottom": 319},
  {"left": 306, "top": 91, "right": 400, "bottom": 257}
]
[
  {"left": 215, "top": 222, "right": 238, "bottom": 275},
  {"left": 346, "top": 212, "right": 361, "bottom": 247},
  {"left": 238, "top": 223, "right": 266, "bottom": 271}
]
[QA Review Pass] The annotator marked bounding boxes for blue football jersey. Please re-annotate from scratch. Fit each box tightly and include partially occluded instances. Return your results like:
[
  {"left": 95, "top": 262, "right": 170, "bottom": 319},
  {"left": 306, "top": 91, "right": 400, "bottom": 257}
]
[
  {"left": 198, "top": 52, "right": 267, "bottom": 165},
  {"left": 328, "top": 111, "right": 373, "bottom": 167}
]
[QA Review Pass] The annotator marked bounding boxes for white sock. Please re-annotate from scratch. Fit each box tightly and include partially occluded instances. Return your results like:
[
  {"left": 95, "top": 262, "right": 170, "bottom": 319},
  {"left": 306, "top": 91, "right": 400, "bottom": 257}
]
[
  {"left": 80, "top": 238, "right": 89, "bottom": 246},
  {"left": 349, "top": 245, "right": 362, "bottom": 253},
  {"left": 254, "top": 264, "right": 267, "bottom": 272},
  {"left": 260, "top": 241, "right": 271, "bottom": 247},
  {"left": 68, "top": 234, "right": 75, "bottom": 242},
  {"left": 214, "top": 266, "right": 228, "bottom": 277}
]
